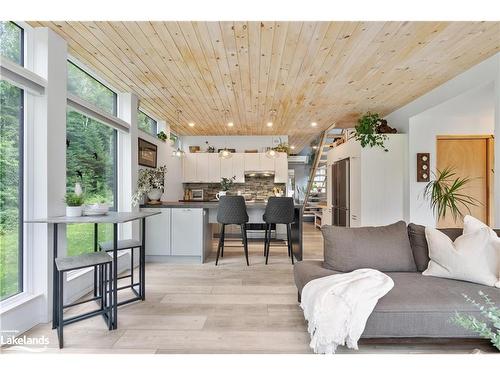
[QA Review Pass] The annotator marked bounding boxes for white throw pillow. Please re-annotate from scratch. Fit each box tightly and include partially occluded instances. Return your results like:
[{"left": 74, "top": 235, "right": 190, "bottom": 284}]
[
  {"left": 423, "top": 226, "right": 500, "bottom": 287},
  {"left": 462, "top": 215, "right": 500, "bottom": 287}
]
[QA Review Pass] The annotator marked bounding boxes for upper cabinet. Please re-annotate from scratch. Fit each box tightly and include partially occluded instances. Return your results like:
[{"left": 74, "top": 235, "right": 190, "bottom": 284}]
[
  {"left": 183, "top": 152, "right": 288, "bottom": 184},
  {"left": 274, "top": 153, "right": 288, "bottom": 183}
]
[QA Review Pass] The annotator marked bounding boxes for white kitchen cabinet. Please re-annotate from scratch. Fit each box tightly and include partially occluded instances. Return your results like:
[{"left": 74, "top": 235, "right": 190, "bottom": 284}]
[
  {"left": 220, "top": 155, "right": 233, "bottom": 179},
  {"left": 196, "top": 153, "right": 209, "bottom": 182},
  {"left": 274, "top": 152, "right": 288, "bottom": 183},
  {"left": 232, "top": 153, "right": 245, "bottom": 183},
  {"left": 183, "top": 153, "right": 197, "bottom": 182},
  {"left": 260, "top": 153, "right": 275, "bottom": 171},
  {"left": 208, "top": 153, "right": 221, "bottom": 182},
  {"left": 144, "top": 208, "right": 171, "bottom": 255},
  {"left": 171, "top": 208, "right": 204, "bottom": 256},
  {"left": 244, "top": 153, "right": 260, "bottom": 171}
]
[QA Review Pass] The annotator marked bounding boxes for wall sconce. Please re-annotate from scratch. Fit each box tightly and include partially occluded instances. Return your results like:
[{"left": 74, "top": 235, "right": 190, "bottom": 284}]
[{"left": 417, "top": 153, "right": 430, "bottom": 182}]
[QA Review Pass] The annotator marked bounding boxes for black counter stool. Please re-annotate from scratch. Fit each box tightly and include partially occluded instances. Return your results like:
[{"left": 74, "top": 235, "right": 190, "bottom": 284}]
[
  {"left": 263, "top": 197, "right": 295, "bottom": 265},
  {"left": 55, "top": 252, "right": 112, "bottom": 349},
  {"left": 216, "top": 196, "right": 249, "bottom": 266},
  {"left": 99, "top": 239, "right": 143, "bottom": 303}
]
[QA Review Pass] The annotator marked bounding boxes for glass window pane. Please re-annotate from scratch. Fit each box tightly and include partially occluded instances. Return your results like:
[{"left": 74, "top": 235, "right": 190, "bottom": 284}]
[
  {"left": 0, "top": 80, "right": 23, "bottom": 301},
  {"left": 0, "top": 22, "right": 23, "bottom": 65},
  {"left": 137, "top": 110, "right": 158, "bottom": 136},
  {"left": 67, "top": 61, "right": 117, "bottom": 116},
  {"left": 66, "top": 109, "right": 117, "bottom": 256}
]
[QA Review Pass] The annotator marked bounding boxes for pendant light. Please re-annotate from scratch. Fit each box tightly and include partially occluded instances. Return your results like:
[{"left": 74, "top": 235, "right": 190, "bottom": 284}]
[
  {"left": 219, "top": 109, "right": 233, "bottom": 159},
  {"left": 265, "top": 109, "right": 278, "bottom": 159},
  {"left": 172, "top": 109, "right": 185, "bottom": 158}
]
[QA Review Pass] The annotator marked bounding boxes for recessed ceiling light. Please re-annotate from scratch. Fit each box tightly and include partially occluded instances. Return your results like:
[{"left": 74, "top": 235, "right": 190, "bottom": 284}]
[
  {"left": 267, "top": 122, "right": 273, "bottom": 127},
  {"left": 311, "top": 122, "right": 317, "bottom": 127},
  {"left": 312, "top": 145, "right": 318, "bottom": 150},
  {"left": 290, "top": 145, "right": 296, "bottom": 150},
  {"left": 188, "top": 122, "right": 195, "bottom": 127},
  {"left": 227, "top": 122, "right": 234, "bottom": 127}
]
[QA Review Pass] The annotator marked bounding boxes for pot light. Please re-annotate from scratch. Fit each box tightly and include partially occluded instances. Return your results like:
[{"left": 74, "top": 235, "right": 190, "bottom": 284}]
[
  {"left": 312, "top": 145, "right": 318, "bottom": 150},
  {"left": 290, "top": 145, "right": 296, "bottom": 150},
  {"left": 188, "top": 122, "right": 195, "bottom": 127},
  {"left": 311, "top": 122, "right": 317, "bottom": 127},
  {"left": 227, "top": 122, "right": 234, "bottom": 127},
  {"left": 267, "top": 122, "right": 273, "bottom": 127}
]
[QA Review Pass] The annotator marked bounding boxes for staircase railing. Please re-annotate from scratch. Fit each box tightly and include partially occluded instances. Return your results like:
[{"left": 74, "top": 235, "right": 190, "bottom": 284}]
[{"left": 303, "top": 130, "right": 328, "bottom": 209}]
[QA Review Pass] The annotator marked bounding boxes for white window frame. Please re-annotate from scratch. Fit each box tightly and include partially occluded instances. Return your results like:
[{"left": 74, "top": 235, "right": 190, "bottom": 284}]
[{"left": 137, "top": 107, "right": 159, "bottom": 138}]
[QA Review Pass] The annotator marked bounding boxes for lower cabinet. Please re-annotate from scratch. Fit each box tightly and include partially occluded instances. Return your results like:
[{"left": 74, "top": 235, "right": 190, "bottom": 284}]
[
  {"left": 144, "top": 208, "right": 171, "bottom": 256},
  {"left": 144, "top": 207, "right": 209, "bottom": 262},
  {"left": 171, "top": 208, "right": 204, "bottom": 256}
]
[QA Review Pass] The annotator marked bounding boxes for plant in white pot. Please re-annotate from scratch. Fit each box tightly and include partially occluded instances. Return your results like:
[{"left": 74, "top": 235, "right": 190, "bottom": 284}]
[
  {"left": 216, "top": 176, "right": 236, "bottom": 200},
  {"left": 132, "top": 165, "right": 167, "bottom": 206},
  {"left": 65, "top": 193, "right": 85, "bottom": 217}
]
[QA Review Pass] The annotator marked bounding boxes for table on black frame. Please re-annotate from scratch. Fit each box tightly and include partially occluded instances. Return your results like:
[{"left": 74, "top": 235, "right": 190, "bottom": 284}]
[{"left": 25, "top": 211, "right": 159, "bottom": 330}]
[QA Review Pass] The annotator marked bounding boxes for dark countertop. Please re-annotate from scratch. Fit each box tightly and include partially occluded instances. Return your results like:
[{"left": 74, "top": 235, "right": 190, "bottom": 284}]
[{"left": 140, "top": 201, "right": 303, "bottom": 209}]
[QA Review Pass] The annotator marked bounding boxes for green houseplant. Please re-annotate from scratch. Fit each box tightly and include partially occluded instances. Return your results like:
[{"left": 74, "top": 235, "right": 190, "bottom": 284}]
[
  {"left": 423, "top": 167, "right": 480, "bottom": 222},
  {"left": 273, "top": 139, "right": 291, "bottom": 155},
  {"left": 64, "top": 192, "right": 85, "bottom": 217},
  {"left": 354, "top": 112, "right": 388, "bottom": 152},
  {"left": 157, "top": 131, "right": 168, "bottom": 142},
  {"left": 217, "top": 176, "right": 236, "bottom": 200},
  {"left": 132, "top": 165, "right": 167, "bottom": 205},
  {"left": 452, "top": 291, "right": 500, "bottom": 351}
]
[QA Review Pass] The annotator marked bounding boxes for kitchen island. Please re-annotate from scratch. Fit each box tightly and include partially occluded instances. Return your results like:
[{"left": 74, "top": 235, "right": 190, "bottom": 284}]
[{"left": 140, "top": 201, "right": 303, "bottom": 264}]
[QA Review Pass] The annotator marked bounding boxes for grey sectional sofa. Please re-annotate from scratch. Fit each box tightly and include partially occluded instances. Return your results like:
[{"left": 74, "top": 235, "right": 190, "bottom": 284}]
[{"left": 293, "top": 222, "right": 500, "bottom": 338}]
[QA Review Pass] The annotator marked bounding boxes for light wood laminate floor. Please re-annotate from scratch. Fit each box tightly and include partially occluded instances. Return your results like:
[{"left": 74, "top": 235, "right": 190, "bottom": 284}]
[{"left": 5, "top": 222, "right": 496, "bottom": 354}]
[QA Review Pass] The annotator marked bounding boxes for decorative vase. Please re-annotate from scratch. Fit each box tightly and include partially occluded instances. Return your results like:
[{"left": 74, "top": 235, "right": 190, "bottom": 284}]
[
  {"left": 147, "top": 188, "right": 163, "bottom": 202},
  {"left": 66, "top": 206, "right": 83, "bottom": 217},
  {"left": 215, "top": 191, "right": 227, "bottom": 200}
]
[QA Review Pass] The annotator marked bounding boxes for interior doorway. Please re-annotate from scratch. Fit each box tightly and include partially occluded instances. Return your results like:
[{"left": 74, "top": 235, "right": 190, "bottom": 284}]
[{"left": 436, "top": 135, "right": 494, "bottom": 228}]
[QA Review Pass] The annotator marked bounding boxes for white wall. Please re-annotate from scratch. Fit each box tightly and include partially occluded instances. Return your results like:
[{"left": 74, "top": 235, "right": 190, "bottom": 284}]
[
  {"left": 385, "top": 52, "right": 500, "bottom": 226},
  {"left": 408, "top": 83, "right": 495, "bottom": 226},
  {"left": 137, "top": 127, "right": 183, "bottom": 202},
  {"left": 181, "top": 135, "right": 288, "bottom": 153}
]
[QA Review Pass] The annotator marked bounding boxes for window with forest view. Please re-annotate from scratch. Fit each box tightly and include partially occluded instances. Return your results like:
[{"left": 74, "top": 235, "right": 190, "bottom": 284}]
[
  {"left": 0, "top": 81, "right": 24, "bottom": 301},
  {"left": 66, "top": 109, "right": 117, "bottom": 256},
  {"left": 137, "top": 110, "right": 158, "bottom": 136},
  {"left": 0, "top": 22, "right": 24, "bottom": 301},
  {"left": 67, "top": 61, "right": 117, "bottom": 116},
  {"left": 0, "top": 21, "right": 23, "bottom": 65}
]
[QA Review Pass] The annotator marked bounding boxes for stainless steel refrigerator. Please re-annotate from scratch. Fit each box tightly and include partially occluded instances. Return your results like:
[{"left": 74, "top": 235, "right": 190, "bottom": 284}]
[{"left": 331, "top": 158, "right": 350, "bottom": 227}]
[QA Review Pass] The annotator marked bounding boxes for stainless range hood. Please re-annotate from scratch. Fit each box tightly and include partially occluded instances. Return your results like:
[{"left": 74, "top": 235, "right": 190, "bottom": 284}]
[{"left": 244, "top": 170, "right": 275, "bottom": 177}]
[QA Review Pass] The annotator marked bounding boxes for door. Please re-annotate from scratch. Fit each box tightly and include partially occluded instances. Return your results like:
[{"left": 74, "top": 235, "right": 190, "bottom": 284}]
[
  {"left": 183, "top": 153, "right": 197, "bottom": 182},
  {"left": 171, "top": 208, "right": 203, "bottom": 256},
  {"left": 436, "top": 136, "right": 493, "bottom": 228},
  {"left": 208, "top": 153, "right": 221, "bottom": 183},
  {"left": 196, "top": 154, "right": 210, "bottom": 182},
  {"left": 274, "top": 152, "right": 288, "bottom": 183}
]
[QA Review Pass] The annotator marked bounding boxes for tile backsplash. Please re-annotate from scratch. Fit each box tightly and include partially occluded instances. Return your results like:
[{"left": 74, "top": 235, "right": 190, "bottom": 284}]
[{"left": 184, "top": 175, "right": 286, "bottom": 201}]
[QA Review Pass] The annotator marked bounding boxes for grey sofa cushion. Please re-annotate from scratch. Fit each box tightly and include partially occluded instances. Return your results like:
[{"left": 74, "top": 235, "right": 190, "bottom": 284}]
[
  {"left": 407, "top": 223, "right": 500, "bottom": 272},
  {"left": 322, "top": 221, "right": 416, "bottom": 272},
  {"left": 293, "top": 261, "right": 500, "bottom": 338}
]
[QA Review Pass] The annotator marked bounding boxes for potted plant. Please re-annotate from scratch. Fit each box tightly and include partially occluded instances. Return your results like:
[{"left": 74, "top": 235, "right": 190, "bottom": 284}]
[
  {"left": 423, "top": 167, "right": 480, "bottom": 222},
  {"left": 354, "top": 112, "right": 389, "bottom": 152},
  {"left": 216, "top": 176, "right": 236, "bottom": 200},
  {"left": 157, "top": 131, "right": 168, "bottom": 142},
  {"left": 132, "top": 165, "right": 167, "bottom": 205},
  {"left": 205, "top": 141, "right": 215, "bottom": 153},
  {"left": 83, "top": 195, "right": 110, "bottom": 216},
  {"left": 272, "top": 139, "right": 291, "bottom": 155},
  {"left": 65, "top": 193, "right": 85, "bottom": 217}
]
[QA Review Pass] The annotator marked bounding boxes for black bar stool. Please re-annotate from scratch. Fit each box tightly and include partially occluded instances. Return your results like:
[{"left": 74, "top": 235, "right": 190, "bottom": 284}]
[
  {"left": 55, "top": 252, "right": 113, "bottom": 348},
  {"left": 263, "top": 197, "right": 295, "bottom": 265},
  {"left": 216, "top": 195, "right": 249, "bottom": 266},
  {"left": 99, "top": 239, "right": 143, "bottom": 302}
]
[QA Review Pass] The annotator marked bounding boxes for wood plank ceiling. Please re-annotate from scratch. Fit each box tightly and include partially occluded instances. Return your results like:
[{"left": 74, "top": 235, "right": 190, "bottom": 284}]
[{"left": 28, "top": 21, "right": 500, "bottom": 151}]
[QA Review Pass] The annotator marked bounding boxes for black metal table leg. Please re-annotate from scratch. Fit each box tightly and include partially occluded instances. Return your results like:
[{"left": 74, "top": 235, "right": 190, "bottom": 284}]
[
  {"left": 140, "top": 218, "right": 146, "bottom": 300},
  {"left": 52, "top": 223, "right": 58, "bottom": 329},
  {"left": 112, "top": 223, "right": 118, "bottom": 329},
  {"left": 93, "top": 223, "right": 98, "bottom": 297}
]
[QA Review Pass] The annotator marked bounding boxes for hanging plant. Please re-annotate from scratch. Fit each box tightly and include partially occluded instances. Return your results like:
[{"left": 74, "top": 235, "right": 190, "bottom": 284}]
[
  {"left": 354, "top": 112, "right": 389, "bottom": 152},
  {"left": 423, "top": 167, "right": 481, "bottom": 221},
  {"left": 157, "top": 131, "right": 168, "bottom": 142}
]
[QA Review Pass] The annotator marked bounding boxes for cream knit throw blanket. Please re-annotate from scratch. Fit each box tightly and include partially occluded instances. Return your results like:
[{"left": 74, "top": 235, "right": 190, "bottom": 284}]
[{"left": 300, "top": 269, "right": 394, "bottom": 354}]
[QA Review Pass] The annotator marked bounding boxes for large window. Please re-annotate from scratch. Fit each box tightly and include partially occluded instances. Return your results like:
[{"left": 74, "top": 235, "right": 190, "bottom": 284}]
[
  {"left": 66, "top": 109, "right": 117, "bottom": 256},
  {"left": 67, "top": 61, "right": 117, "bottom": 116},
  {"left": 0, "top": 81, "right": 24, "bottom": 301},
  {"left": 137, "top": 110, "right": 158, "bottom": 137},
  {"left": 0, "top": 22, "right": 23, "bottom": 65}
]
